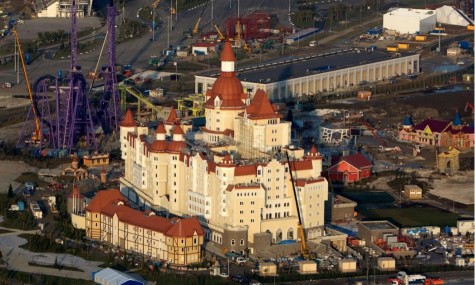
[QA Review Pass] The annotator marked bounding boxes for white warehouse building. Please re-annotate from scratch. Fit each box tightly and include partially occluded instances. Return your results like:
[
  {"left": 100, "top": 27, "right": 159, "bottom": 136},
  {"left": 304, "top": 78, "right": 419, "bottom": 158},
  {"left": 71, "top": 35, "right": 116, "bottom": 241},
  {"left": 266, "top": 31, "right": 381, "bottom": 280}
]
[{"left": 383, "top": 8, "right": 437, "bottom": 34}]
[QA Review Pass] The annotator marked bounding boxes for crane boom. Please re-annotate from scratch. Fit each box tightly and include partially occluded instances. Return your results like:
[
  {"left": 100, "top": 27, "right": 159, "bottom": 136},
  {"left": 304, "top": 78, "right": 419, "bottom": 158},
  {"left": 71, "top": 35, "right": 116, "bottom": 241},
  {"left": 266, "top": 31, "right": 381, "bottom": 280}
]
[
  {"left": 192, "top": 17, "right": 202, "bottom": 35},
  {"left": 191, "top": 0, "right": 209, "bottom": 35},
  {"left": 286, "top": 151, "right": 309, "bottom": 258},
  {"left": 212, "top": 20, "right": 225, "bottom": 40},
  {"left": 13, "top": 28, "right": 41, "bottom": 142},
  {"left": 152, "top": 0, "right": 161, "bottom": 9}
]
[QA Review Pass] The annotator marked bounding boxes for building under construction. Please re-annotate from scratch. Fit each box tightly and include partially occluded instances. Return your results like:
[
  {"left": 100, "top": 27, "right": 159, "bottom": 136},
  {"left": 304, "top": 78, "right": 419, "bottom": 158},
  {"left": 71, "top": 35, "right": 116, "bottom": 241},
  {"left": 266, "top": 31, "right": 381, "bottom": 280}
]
[{"left": 225, "top": 12, "right": 276, "bottom": 40}]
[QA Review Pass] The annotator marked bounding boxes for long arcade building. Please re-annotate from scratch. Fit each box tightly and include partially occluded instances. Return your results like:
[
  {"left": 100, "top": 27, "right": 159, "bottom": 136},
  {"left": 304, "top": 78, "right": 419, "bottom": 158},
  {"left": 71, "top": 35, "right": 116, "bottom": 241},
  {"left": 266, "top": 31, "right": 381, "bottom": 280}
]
[
  {"left": 195, "top": 48, "right": 420, "bottom": 101},
  {"left": 119, "top": 41, "right": 329, "bottom": 254}
]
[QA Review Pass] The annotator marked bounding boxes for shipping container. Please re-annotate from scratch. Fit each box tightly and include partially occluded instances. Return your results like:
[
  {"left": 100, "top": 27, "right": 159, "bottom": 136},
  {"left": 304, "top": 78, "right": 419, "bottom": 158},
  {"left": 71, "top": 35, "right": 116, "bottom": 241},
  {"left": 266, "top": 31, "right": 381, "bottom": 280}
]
[
  {"left": 397, "top": 43, "right": 410, "bottom": 49},
  {"left": 415, "top": 35, "right": 426, "bottom": 41},
  {"left": 387, "top": 46, "right": 398, "bottom": 52}
]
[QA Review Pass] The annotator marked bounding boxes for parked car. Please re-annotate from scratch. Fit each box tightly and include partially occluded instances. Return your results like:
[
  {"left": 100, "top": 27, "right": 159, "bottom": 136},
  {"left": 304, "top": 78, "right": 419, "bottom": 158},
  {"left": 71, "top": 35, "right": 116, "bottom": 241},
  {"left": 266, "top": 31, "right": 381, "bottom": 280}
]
[
  {"left": 236, "top": 256, "right": 247, "bottom": 265},
  {"left": 219, "top": 272, "right": 229, "bottom": 278}
]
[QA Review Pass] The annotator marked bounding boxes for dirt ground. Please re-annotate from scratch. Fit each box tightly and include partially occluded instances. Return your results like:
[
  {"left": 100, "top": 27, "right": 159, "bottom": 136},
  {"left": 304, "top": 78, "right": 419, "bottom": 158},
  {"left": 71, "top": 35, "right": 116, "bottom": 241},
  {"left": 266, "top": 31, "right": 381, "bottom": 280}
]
[
  {"left": 0, "top": 161, "right": 38, "bottom": 193},
  {"left": 322, "top": 88, "right": 474, "bottom": 207},
  {"left": 327, "top": 89, "right": 474, "bottom": 128}
]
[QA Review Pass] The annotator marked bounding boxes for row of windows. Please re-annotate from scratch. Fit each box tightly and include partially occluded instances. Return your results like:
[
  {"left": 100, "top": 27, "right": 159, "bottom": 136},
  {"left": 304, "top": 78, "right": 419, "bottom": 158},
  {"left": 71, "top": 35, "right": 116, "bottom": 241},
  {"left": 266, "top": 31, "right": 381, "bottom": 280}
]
[
  {"left": 230, "top": 239, "right": 245, "bottom": 246},
  {"left": 239, "top": 201, "right": 255, "bottom": 205},
  {"left": 236, "top": 192, "right": 257, "bottom": 197}
]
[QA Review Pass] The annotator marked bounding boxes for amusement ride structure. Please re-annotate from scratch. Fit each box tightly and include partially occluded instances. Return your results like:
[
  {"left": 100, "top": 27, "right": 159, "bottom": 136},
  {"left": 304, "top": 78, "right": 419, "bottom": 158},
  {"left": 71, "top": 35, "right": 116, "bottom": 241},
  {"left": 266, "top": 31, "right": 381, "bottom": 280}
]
[{"left": 16, "top": 0, "right": 121, "bottom": 155}]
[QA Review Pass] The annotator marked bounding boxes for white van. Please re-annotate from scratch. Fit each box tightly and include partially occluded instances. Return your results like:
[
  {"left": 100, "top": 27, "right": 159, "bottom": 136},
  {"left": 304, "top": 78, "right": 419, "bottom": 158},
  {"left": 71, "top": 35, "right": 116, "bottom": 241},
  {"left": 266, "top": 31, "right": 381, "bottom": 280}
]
[{"left": 309, "top": 40, "right": 318, "bottom": 47}]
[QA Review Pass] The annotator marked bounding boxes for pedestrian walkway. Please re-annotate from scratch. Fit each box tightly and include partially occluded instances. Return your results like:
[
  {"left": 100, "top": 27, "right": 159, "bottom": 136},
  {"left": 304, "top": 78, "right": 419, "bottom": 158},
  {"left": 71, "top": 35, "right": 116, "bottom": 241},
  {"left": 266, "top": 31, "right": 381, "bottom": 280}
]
[{"left": 0, "top": 216, "right": 102, "bottom": 280}]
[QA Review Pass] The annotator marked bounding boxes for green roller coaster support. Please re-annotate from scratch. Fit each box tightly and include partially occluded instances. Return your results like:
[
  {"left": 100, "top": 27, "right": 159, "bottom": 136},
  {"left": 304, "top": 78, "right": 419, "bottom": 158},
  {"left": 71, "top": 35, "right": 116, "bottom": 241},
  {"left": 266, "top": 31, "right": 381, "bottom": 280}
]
[{"left": 119, "top": 85, "right": 169, "bottom": 120}]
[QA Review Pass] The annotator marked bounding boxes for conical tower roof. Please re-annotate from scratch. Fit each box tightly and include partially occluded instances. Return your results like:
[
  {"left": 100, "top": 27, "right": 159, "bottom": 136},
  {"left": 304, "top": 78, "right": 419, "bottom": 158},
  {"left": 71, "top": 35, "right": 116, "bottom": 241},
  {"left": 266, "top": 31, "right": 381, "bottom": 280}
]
[{"left": 119, "top": 109, "right": 136, "bottom": 127}]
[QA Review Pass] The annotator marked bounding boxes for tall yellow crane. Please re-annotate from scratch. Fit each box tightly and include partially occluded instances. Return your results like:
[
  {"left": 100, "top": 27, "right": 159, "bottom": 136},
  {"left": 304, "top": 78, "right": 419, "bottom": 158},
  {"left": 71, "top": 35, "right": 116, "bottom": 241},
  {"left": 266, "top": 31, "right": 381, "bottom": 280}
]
[
  {"left": 212, "top": 20, "right": 225, "bottom": 40},
  {"left": 13, "top": 28, "right": 41, "bottom": 143},
  {"left": 191, "top": 0, "right": 209, "bottom": 35},
  {"left": 286, "top": 151, "right": 309, "bottom": 259},
  {"left": 152, "top": 0, "right": 161, "bottom": 9},
  {"left": 192, "top": 17, "right": 202, "bottom": 35}
]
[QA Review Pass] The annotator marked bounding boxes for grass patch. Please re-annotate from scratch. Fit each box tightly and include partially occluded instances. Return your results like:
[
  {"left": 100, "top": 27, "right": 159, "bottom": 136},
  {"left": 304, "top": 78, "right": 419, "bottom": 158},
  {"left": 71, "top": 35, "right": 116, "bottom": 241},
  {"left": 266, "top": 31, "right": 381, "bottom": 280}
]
[
  {"left": 359, "top": 207, "right": 459, "bottom": 227},
  {"left": 0, "top": 209, "right": 37, "bottom": 231}
]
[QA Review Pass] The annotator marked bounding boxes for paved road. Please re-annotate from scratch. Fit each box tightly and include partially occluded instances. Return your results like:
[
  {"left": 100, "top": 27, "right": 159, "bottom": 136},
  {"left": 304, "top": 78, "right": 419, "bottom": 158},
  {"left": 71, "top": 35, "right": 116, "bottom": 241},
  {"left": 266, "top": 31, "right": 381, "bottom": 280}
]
[{"left": 0, "top": 216, "right": 102, "bottom": 280}]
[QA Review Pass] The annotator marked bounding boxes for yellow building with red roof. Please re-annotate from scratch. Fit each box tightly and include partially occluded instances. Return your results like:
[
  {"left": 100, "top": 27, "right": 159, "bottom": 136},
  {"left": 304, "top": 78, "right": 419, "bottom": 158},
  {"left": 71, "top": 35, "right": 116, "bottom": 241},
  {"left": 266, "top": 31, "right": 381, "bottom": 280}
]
[
  {"left": 85, "top": 189, "right": 204, "bottom": 265},
  {"left": 119, "top": 41, "right": 329, "bottom": 255}
]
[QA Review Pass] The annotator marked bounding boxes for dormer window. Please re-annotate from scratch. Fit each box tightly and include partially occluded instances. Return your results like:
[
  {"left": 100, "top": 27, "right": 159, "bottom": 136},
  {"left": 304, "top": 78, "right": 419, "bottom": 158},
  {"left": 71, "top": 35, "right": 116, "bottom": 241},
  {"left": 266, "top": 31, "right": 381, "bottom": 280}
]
[{"left": 214, "top": 96, "right": 221, "bottom": 107}]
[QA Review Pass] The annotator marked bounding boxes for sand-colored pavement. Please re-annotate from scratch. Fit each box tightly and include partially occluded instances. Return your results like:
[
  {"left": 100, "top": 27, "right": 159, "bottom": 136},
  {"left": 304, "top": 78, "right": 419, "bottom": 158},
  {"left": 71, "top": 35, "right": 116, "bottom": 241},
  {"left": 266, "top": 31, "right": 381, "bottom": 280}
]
[{"left": 0, "top": 216, "right": 102, "bottom": 280}]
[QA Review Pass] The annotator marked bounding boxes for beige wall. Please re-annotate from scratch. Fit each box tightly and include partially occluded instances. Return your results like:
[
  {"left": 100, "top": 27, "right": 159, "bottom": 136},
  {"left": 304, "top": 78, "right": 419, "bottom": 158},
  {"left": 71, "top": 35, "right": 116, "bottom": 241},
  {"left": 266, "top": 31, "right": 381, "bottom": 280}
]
[{"left": 71, "top": 213, "right": 85, "bottom": 230}]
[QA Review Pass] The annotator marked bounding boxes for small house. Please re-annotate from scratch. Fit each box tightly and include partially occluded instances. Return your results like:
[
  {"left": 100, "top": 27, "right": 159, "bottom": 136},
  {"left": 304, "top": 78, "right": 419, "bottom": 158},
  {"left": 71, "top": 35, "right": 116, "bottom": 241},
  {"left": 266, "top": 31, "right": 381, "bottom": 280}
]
[{"left": 327, "top": 153, "right": 372, "bottom": 183}]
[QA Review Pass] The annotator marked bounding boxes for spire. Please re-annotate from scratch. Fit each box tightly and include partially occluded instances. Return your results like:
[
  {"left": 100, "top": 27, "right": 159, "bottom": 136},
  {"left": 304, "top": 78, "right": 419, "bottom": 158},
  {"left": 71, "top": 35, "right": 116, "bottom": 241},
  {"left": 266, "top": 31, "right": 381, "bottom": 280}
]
[
  {"left": 453, "top": 111, "right": 462, "bottom": 127},
  {"left": 173, "top": 124, "right": 185, "bottom": 141},
  {"left": 403, "top": 115, "right": 413, "bottom": 126},
  {"left": 119, "top": 109, "right": 136, "bottom": 127},
  {"left": 166, "top": 107, "right": 179, "bottom": 124},
  {"left": 155, "top": 122, "right": 166, "bottom": 140},
  {"left": 310, "top": 144, "right": 318, "bottom": 156},
  {"left": 220, "top": 41, "right": 236, "bottom": 72}
]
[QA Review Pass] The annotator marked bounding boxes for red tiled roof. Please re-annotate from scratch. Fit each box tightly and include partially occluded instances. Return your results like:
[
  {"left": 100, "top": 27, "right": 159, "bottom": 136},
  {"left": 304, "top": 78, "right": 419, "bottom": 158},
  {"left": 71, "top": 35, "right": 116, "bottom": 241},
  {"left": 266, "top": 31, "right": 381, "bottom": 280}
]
[
  {"left": 245, "top": 89, "right": 281, "bottom": 119},
  {"left": 166, "top": 107, "right": 179, "bottom": 124},
  {"left": 149, "top": 140, "right": 168, "bottom": 152},
  {"left": 173, "top": 124, "right": 184, "bottom": 135},
  {"left": 119, "top": 109, "right": 136, "bottom": 127},
  {"left": 414, "top": 119, "right": 451, "bottom": 133},
  {"left": 193, "top": 42, "right": 218, "bottom": 48},
  {"left": 288, "top": 160, "right": 313, "bottom": 171},
  {"left": 167, "top": 141, "right": 187, "bottom": 153},
  {"left": 116, "top": 206, "right": 173, "bottom": 233},
  {"left": 234, "top": 164, "right": 256, "bottom": 176},
  {"left": 156, "top": 122, "right": 166, "bottom": 134},
  {"left": 202, "top": 127, "right": 231, "bottom": 135},
  {"left": 85, "top": 189, "right": 126, "bottom": 212},
  {"left": 165, "top": 217, "right": 204, "bottom": 237},
  {"left": 220, "top": 41, "right": 236, "bottom": 62},
  {"left": 334, "top": 153, "right": 372, "bottom": 169}
]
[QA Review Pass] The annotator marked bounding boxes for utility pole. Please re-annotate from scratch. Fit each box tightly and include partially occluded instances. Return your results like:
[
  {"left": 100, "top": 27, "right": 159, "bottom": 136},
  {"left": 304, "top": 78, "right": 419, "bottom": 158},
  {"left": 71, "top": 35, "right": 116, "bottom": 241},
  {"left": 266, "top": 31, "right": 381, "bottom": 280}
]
[
  {"left": 211, "top": 0, "right": 214, "bottom": 22},
  {"left": 14, "top": 40, "right": 16, "bottom": 72},
  {"left": 167, "top": 16, "right": 170, "bottom": 49},
  {"left": 175, "top": 0, "right": 177, "bottom": 22},
  {"left": 238, "top": 0, "right": 240, "bottom": 18},
  {"left": 152, "top": 9, "right": 155, "bottom": 42}
]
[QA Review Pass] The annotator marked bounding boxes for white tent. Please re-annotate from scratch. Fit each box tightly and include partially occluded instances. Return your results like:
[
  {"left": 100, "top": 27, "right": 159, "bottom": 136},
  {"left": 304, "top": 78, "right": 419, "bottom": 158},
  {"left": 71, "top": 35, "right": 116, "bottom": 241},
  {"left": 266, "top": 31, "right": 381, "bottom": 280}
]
[
  {"left": 93, "top": 268, "right": 144, "bottom": 285},
  {"left": 436, "top": 5, "right": 474, "bottom": 26}
]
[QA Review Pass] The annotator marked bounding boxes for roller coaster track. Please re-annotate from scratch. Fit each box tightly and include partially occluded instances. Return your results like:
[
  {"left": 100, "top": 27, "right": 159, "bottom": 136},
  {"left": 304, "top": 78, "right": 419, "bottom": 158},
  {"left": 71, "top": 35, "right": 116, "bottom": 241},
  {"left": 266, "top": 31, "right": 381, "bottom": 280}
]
[{"left": 118, "top": 85, "right": 169, "bottom": 118}]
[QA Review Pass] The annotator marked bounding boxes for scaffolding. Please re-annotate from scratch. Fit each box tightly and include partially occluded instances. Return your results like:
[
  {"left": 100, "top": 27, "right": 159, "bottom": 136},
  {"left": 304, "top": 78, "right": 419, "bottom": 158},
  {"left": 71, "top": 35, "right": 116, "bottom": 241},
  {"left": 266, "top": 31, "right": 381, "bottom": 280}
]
[
  {"left": 236, "top": 116, "right": 269, "bottom": 160},
  {"left": 175, "top": 93, "right": 206, "bottom": 117}
]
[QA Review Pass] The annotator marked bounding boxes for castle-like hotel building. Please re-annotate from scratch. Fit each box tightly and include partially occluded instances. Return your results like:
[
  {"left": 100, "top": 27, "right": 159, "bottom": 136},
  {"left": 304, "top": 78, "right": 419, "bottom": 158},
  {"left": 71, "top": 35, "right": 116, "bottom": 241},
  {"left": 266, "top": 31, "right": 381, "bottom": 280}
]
[{"left": 119, "top": 42, "right": 328, "bottom": 254}]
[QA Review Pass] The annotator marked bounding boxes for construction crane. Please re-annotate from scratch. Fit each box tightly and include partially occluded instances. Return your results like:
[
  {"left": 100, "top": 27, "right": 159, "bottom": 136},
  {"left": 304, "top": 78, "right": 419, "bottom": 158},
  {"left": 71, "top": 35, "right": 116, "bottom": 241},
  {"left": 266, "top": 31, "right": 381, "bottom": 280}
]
[
  {"left": 152, "top": 0, "right": 161, "bottom": 9},
  {"left": 286, "top": 151, "right": 309, "bottom": 259},
  {"left": 212, "top": 20, "right": 225, "bottom": 40},
  {"left": 13, "top": 28, "right": 41, "bottom": 144},
  {"left": 192, "top": 0, "right": 209, "bottom": 35}
]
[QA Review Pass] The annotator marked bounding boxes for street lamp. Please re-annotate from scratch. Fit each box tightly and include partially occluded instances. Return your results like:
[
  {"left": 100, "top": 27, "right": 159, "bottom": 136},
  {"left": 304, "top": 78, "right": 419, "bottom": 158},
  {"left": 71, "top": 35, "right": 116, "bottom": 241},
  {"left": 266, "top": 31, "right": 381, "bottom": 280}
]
[{"left": 151, "top": 9, "right": 155, "bottom": 42}]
